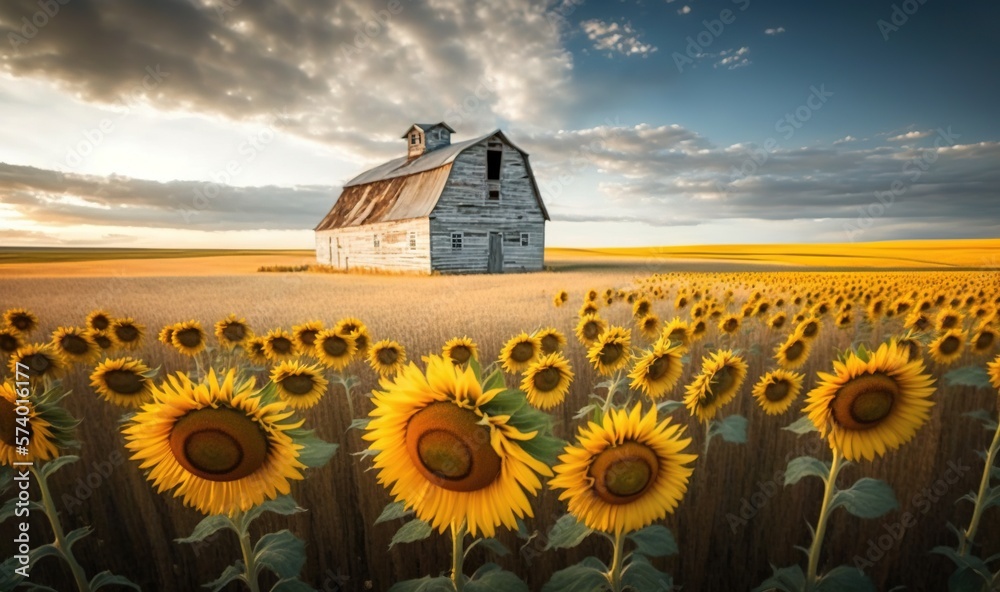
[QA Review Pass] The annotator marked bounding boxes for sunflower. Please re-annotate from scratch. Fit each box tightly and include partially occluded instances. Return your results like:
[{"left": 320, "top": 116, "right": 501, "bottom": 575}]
[
  {"left": 368, "top": 339, "right": 407, "bottom": 377},
  {"left": 904, "top": 310, "right": 932, "bottom": 333},
  {"left": 263, "top": 328, "right": 298, "bottom": 361},
  {"left": 535, "top": 327, "right": 567, "bottom": 355},
  {"left": 50, "top": 326, "right": 99, "bottom": 364},
  {"left": 587, "top": 326, "right": 632, "bottom": 376},
  {"left": 752, "top": 370, "right": 805, "bottom": 415},
  {"left": 636, "top": 314, "right": 661, "bottom": 341},
  {"left": 521, "top": 352, "right": 574, "bottom": 410},
  {"left": 110, "top": 317, "right": 145, "bottom": 350},
  {"left": 85, "top": 309, "right": 113, "bottom": 333},
  {"left": 334, "top": 317, "right": 370, "bottom": 356},
  {"left": 314, "top": 329, "right": 357, "bottom": 370},
  {"left": 245, "top": 337, "right": 269, "bottom": 366},
  {"left": 89, "top": 330, "right": 115, "bottom": 351},
  {"left": 928, "top": 329, "right": 965, "bottom": 366},
  {"left": 768, "top": 313, "right": 787, "bottom": 330},
  {"left": 579, "top": 302, "right": 600, "bottom": 318},
  {"left": 292, "top": 321, "right": 323, "bottom": 351},
  {"left": 363, "top": 355, "right": 559, "bottom": 537},
  {"left": 891, "top": 330, "right": 922, "bottom": 363},
  {"left": 549, "top": 404, "right": 696, "bottom": 534},
  {"left": 270, "top": 361, "right": 328, "bottom": 409},
  {"left": 90, "top": 357, "right": 156, "bottom": 408},
  {"left": 0, "top": 328, "right": 23, "bottom": 356},
  {"left": 803, "top": 342, "right": 935, "bottom": 461},
  {"left": 8, "top": 343, "right": 65, "bottom": 380},
  {"left": 575, "top": 315, "right": 607, "bottom": 347},
  {"left": 629, "top": 340, "right": 685, "bottom": 400},
  {"left": 774, "top": 330, "right": 812, "bottom": 370},
  {"left": 797, "top": 317, "right": 821, "bottom": 341},
  {"left": 442, "top": 336, "right": 478, "bottom": 366},
  {"left": 935, "top": 308, "right": 963, "bottom": 332},
  {"left": 718, "top": 314, "right": 741, "bottom": 336},
  {"left": 158, "top": 324, "right": 176, "bottom": 346},
  {"left": 585, "top": 288, "right": 600, "bottom": 302},
  {"left": 835, "top": 310, "right": 853, "bottom": 329},
  {"left": 215, "top": 314, "right": 253, "bottom": 349},
  {"left": 971, "top": 325, "right": 997, "bottom": 355},
  {"left": 987, "top": 354, "right": 1000, "bottom": 390},
  {"left": 499, "top": 332, "right": 542, "bottom": 373},
  {"left": 632, "top": 298, "right": 652, "bottom": 319},
  {"left": 554, "top": 290, "right": 569, "bottom": 307},
  {"left": 171, "top": 321, "right": 207, "bottom": 356},
  {"left": 0, "top": 381, "right": 76, "bottom": 466},
  {"left": 3, "top": 308, "right": 38, "bottom": 335},
  {"left": 684, "top": 350, "right": 748, "bottom": 423},
  {"left": 123, "top": 369, "right": 310, "bottom": 516},
  {"left": 660, "top": 318, "right": 692, "bottom": 350}
]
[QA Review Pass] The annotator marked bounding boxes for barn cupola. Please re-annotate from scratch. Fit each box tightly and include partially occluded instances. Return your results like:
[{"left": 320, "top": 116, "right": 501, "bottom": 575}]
[{"left": 402, "top": 122, "right": 456, "bottom": 159}]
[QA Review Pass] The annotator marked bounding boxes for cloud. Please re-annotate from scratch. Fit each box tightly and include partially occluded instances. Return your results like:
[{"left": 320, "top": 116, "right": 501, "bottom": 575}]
[
  {"left": 888, "top": 130, "right": 932, "bottom": 142},
  {"left": 714, "top": 46, "right": 751, "bottom": 69},
  {"left": 764, "top": 27, "right": 785, "bottom": 35},
  {"left": 677, "top": 5, "right": 692, "bottom": 15},
  {"left": 580, "top": 19, "right": 658, "bottom": 57},
  {"left": 833, "top": 135, "right": 858, "bottom": 145}
]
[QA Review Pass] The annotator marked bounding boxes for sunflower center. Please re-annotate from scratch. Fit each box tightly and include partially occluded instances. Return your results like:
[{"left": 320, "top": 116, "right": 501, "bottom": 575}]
[
  {"left": 668, "top": 329, "right": 687, "bottom": 344},
  {"left": 11, "top": 315, "right": 32, "bottom": 331},
  {"left": 298, "top": 329, "right": 318, "bottom": 347},
  {"left": 583, "top": 321, "right": 600, "bottom": 341},
  {"left": 22, "top": 353, "right": 52, "bottom": 376},
  {"left": 599, "top": 343, "right": 624, "bottom": 366},
  {"left": 322, "top": 335, "right": 349, "bottom": 357},
  {"left": 90, "top": 315, "right": 110, "bottom": 331},
  {"left": 939, "top": 336, "right": 961, "bottom": 355},
  {"left": 222, "top": 323, "right": 247, "bottom": 342},
  {"left": 785, "top": 340, "right": 805, "bottom": 361},
  {"left": 532, "top": 367, "right": 562, "bottom": 392},
  {"left": 540, "top": 334, "right": 561, "bottom": 354},
  {"left": 270, "top": 337, "right": 293, "bottom": 354},
  {"left": 175, "top": 328, "right": 203, "bottom": 348},
  {"left": 405, "top": 402, "right": 501, "bottom": 492},
  {"left": 376, "top": 347, "right": 399, "bottom": 365},
  {"left": 281, "top": 374, "right": 315, "bottom": 396},
  {"left": 764, "top": 380, "right": 791, "bottom": 402},
  {"left": 449, "top": 345, "right": 472, "bottom": 364},
  {"left": 104, "top": 370, "right": 144, "bottom": 395},
  {"left": 0, "top": 333, "right": 19, "bottom": 352},
  {"left": 899, "top": 340, "right": 919, "bottom": 361},
  {"left": 710, "top": 365, "right": 737, "bottom": 398},
  {"left": 169, "top": 407, "right": 269, "bottom": 482},
  {"left": 975, "top": 332, "right": 994, "bottom": 350},
  {"left": 510, "top": 342, "right": 535, "bottom": 363},
  {"left": 353, "top": 333, "right": 369, "bottom": 351},
  {"left": 941, "top": 316, "right": 958, "bottom": 329},
  {"left": 60, "top": 334, "right": 91, "bottom": 356},
  {"left": 802, "top": 322, "right": 818, "bottom": 337},
  {"left": 0, "top": 397, "right": 30, "bottom": 446},
  {"left": 723, "top": 319, "right": 738, "bottom": 332},
  {"left": 115, "top": 324, "right": 139, "bottom": 342},
  {"left": 590, "top": 441, "right": 659, "bottom": 504},
  {"left": 831, "top": 373, "right": 898, "bottom": 430},
  {"left": 646, "top": 355, "right": 672, "bottom": 381},
  {"left": 93, "top": 334, "right": 113, "bottom": 349}
]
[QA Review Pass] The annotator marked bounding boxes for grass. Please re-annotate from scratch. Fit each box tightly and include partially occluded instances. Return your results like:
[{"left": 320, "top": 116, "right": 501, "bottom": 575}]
[{"left": 0, "top": 247, "right": 313, "bottom": 265}]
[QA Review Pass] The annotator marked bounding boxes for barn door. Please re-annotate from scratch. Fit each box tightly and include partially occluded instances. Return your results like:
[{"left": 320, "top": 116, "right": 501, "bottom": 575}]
[{"left": 488, "top": 232, "right": 503, "bottom": 273}]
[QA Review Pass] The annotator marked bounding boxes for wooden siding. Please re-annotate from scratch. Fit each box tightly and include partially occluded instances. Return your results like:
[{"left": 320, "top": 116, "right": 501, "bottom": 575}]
[{"left": 315, "top": 218, "right": 431, "bottom": 274}]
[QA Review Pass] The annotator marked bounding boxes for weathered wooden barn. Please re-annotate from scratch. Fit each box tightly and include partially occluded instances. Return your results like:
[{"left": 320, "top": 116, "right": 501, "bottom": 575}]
[{"left": 314, "top": 122, "right": 548, "bottom": 274}]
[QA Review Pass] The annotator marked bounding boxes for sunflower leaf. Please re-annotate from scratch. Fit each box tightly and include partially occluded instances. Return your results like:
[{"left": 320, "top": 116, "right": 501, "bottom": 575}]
[
  {"left": 785, "top": 456, "right": 831, "bottom": 487},
  {"left": 244, "top": 496, "right": 305, "bottom": 526},
  {"left": 63, "top": 526, "right": 92, "bottom": 552},
  {"left": 89, "top": 571, "right": 141, "bottom": 591},
  {"left": 621, "top": 554, "right": 672, "bottom": 591},
  {"left": 982, "top": 485, "right": 1000, "bottom": 511},
  {"left": 656, "top": 400, "right": 685, "bottom": 415},
  {"left": 254, "top": 530, "right": 306, "bottom": 580},
  {"left": 39, "top": 455, "right": 79, "bottom": 479},
  {"left": 540, "top": 560, "right": 608, "bottom": 592},
  {"left": 782, "top": 416, "right": 818, "bottom": 436},
  {"left": 389, "top": 519, "right": 433, "bottom": 549},
  {"left": 482, "top": 368, "right": 506, "bottom": 393},
  {"left": 518, "top": 434, "right": 566, "bottom": 467},
  {"left": 375, "top": 501, "right": 414, "bottom": 525},
  {"left": 708, "top": 415, "right": 748, "bottom": 444},
  {"left": 830, "top": 478, "right": 898, "bottom": 519},
  {"left": 482, "top": 389, "right": 527, "bottom": 417},
  {"left": 815, "top": 565, "right": 875, "bottom": 592},
  {"left": 387, "top": 576, "right": 454, "bottom": 592},
  {"left": 348, "top": 418, "right": 371, "bottom": 431},
  {"left": 962, "top": 410, "right": 996, "bottom": 428},
  {"left": 270, "top": 577, "right": 316, "bottom": 592},
  {"left": 467, "top": 562, "right": 528, "bottom": 591},
  {"left": 286, "top": 427, "right": 338, "bottom": 469},
  {"left": 943, "top": 366, "right": 993, "bottom": 389},
  {"left": 751, "top": 564, "right": 805, "bottom": 592},
  {"left": 177, "top": 515, "right": 234, "bottom": 544},
  {"left": 544, "top": 514, "right": 593, "bottom": 551},
  {"left": 1, "top": 497, "right": 43, "bottom": 525},
  {"left": 473, "top": 538, "right": 511, "bottom": 558},
  {"left": 203, "top": 560, "right": 246, "bottom": 592},
  {"left": 573, "top": 404, "right": 598, "bottom": 420},
  {"left": 626, "top": 524, "right": 678, "bottom": 558},
  {"left": 0, "top": 466, "right": 14, "bottom": 495},
  {"left": 931, "top": 545, "right": 995, "bottom": 585}
]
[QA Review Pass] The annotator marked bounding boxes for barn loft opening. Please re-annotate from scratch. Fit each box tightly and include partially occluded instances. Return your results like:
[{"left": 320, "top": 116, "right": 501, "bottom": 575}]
[{"left": 487, "top": 149, "right": 502, "bottom": 180}]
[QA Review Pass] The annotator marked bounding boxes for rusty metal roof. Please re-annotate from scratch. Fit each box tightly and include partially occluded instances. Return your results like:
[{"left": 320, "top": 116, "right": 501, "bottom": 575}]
[{"left": 344, "top": 131, "right": 496, "bottom": 187}]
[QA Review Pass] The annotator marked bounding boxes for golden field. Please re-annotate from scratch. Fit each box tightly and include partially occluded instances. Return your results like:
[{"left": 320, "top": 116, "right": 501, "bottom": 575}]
[{"left": 0, "top": 246, "right": 999, "bottom": 591}]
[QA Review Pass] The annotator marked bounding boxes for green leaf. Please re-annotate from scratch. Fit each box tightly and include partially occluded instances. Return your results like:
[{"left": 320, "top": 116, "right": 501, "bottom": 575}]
[
  {"left": 482, "top": 389, "right": 527, "bottom": 417},
  {"left": 0, "top": 466, "right": 13, "bottom": 494},
  {"left": 815, "top": 566, "right": 875, "bottom": 592},
  {"left": 573, "top": 404, "right": 598, "bottom": 420},
  {"left": 626, "top": 524, "right": 678, "bottom": 558},
  {"left": 785, "top": 456, "right": 831, "bottom": 487},
  {"left": 751, "top": 564, "right": 806, "bottom": 592},
  {"left": 517, "top": 434, "right": 565, "bottom": 467},
  {"left": 375, "top": 501, "right": 413, "bottom": 525},
  {"left": 982, "top": 485, "right": 1000, "bottom": 511},
  {"left": 544, "top": 514, "right": 593, "bottom": 551},
  {"left": 204, "top": 561, "right": 246, "bottom": 592},
  {"left": 962, "top": 410, "right": 997, "bottom": 429},
  {"left": 655, "top": 400, "right": 685, "bottom": 415},
  {"left": 946, "top": 568, "right": 991, "bottom": 592},
  {"left": 89, "top": 571, "right": 141, "bottom": 591},
  {"left": 39, "top": 455, "right": 79, "bottom": 479},
  {"left": 389, "top": 519, "right": 433, "bottom": 549},
  {"left": 931, "top": 546, "right": 995, "bottom": 587},
  {"left": 830, "top": 478, "right": 898, "bottom": 519},
  {"left": 782, "top": 416, "right": 818, "bottom": 436},
  {"left": 474, "top": 538, "right": 510, "bottom": 557},
  {"left": 944, "top": 366, "right": 993, "bottom": 389},
  {"left": 540, "top": 561, "right": 608, "bottom": 592},
  {"left": 244, "top": 495, "right": 305, "bottom": 526},
  {"left": 176, "top": 515, "right": 233, "bottom": 544},
  {"left": 254, "top": 530, "right": 306, "bottom": 580},
  {"left": 1, "top": 497, "right": 42, "bottom": 525},
  {"left": 467, "top": 563, "right": 528, "bottom": 591},
  {"left": 285, "top": 428, "right": 338, "bottom": 469},
  {"left": 388, "top": 576, "right": 455, "bottom": 592},
  {"left": 63, "top": 526, "right": 92, "bottom": 552},
  {"left": 621, "top": 554, "right": 671, "bottom": 591},
  {"left": 271, "top": 578, "right": 316, "bottom": 592},
  {"left": 348, "top": 418, "right": 370, "bottom": 431},
  {"left": 482, "top": 367, "right": 506, "bottom": 392},
  {"left": 709, "top": 414, "right": 748, "bottom": 444}
]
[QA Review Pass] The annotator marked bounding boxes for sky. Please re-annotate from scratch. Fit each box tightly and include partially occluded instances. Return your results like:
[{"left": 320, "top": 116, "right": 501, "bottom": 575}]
[{"left": 0, "top": 0, "right": 998, "bottom": 249}]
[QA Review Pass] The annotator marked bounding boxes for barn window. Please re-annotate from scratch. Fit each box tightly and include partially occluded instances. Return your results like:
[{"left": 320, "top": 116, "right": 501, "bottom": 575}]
[
  {"left": 520, "top": 233, "right": 529, "bottom": 246},
  {"left": 373, "top": 234, "right": 380, "bottom": 248},
  {"left": 488, "top": 187, "right": 500, "bottom": 202},
  {"left": 451, "top": 232, "right": 463, "bottom": 250},
  {"left": 486, "top": 149, "right": 502, "bottom": 180},
  {"left": 410, "top": 133, "right": 419, "bottom": 145},
  {"left": 409, "top": 231, "right": 417, "bottom": 250}
]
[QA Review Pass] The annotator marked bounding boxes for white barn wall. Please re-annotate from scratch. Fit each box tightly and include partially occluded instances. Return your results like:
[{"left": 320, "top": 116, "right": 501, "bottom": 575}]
[{"left": 315, "top": 217, "right": 431, "bottom": 273}]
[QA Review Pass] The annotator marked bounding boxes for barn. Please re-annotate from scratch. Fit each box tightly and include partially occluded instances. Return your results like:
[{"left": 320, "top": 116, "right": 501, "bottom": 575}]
[{"left": 314, "top": 122, "right": 549, "bottom": 274}]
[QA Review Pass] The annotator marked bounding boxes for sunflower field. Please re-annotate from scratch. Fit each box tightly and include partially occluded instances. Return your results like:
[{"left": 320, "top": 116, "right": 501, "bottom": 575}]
[{"left": 1, "top": 268, "right": 999, "bottom": 591}]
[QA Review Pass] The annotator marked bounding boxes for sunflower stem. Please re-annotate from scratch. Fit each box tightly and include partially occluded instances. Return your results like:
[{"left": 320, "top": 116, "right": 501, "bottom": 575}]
[
  {"left": 959, "top": 413, "right": 1000, "bottom": 556},
  {"left": 607, "top": 528, "right": 626, "bottom": 591},
  {"left": 450, "top": 520, "right": 467, "bottom": 591},
  {"left": 232, "top": 512, "right": 261, "bottom": 592},
  {"left": 702, "top": 420, "right": 712, "bottom": 459},
  {"left": 31, "top": 465, "right": 92, "bottom": 592},
  {"left": 806, "top": 447, "right": 844, "bottom": 587}
]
